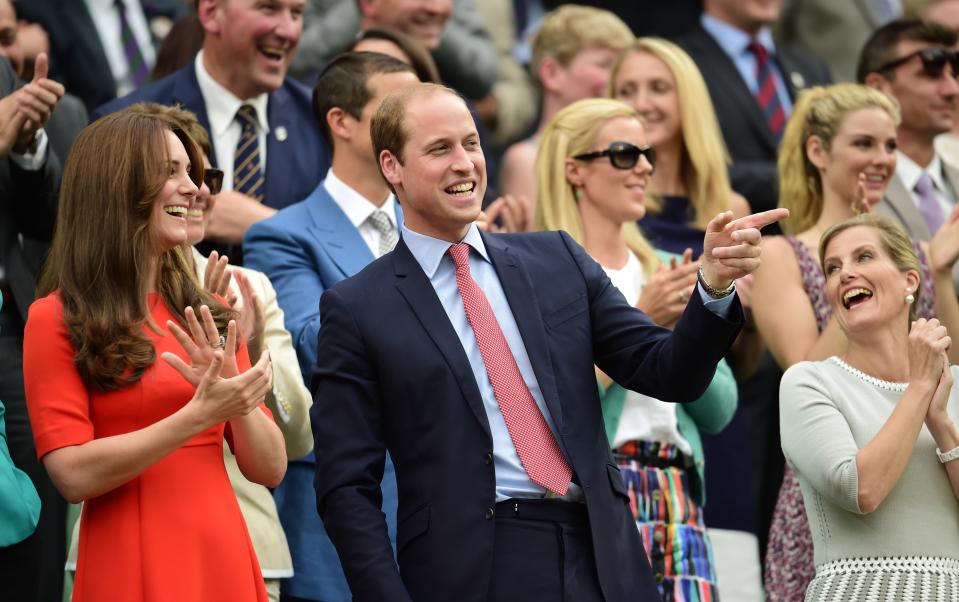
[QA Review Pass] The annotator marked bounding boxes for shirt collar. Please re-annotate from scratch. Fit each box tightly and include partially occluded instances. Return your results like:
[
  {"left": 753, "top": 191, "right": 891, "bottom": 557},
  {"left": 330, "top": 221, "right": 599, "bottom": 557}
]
[
  {"left": 401, "top": 222, "right": 489, "bottom": 278},
  {"left": 700, "top": 13, "right": 777, "bottom": 59},
  {"left": 194, "top": 50, "right": 270, "bottom": 139},
  {"left": 323, "top": 168, "right": 396, "bottom": 229},
  {"left": 897, "top": 150, "right": 947, "bottom": 192}
]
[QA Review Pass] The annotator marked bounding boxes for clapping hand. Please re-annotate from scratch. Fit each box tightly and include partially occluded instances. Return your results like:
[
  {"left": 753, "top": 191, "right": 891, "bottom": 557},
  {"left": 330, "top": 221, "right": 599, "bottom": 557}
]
[
  {"left": 162, "top": 305, "right": 240, "bottom": 382},
  {"left": 482, "top": 194, "right": 533, "bottom": 233},
  {"left": 851, "top": 173, "right": 872, "bottom": 215},
  {"left": 700, "top": 208, "right": 790, "bottom": 291},
  {"left": 204, "top": 251, "right": 236, "bottom": 305},
  {"left": 637, "top": 248, "right": 698, "bottom": 328},
  {"left": 929, "top": 204, "right": 959, "bottom": 277},
  {"left": 233, "top": 270, "right": 266, "bottom": 363}
]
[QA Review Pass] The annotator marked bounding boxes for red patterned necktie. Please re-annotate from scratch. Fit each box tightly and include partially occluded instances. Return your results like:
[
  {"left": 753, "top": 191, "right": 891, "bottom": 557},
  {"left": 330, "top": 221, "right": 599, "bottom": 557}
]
[
  {"left": 447, "top": 243, "right": 572, "bottom": 495},
  {"left": 748, "top": 41, "right": 786, "bottom": 140}
]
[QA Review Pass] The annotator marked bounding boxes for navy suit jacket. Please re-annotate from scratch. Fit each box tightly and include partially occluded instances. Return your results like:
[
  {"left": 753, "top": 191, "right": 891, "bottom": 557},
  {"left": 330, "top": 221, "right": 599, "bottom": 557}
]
[
  {"left": 244, "top": 182, "right": 400, "bottom": 600},
  {"left": 92, "top": 60, "right": 329, "bottom": 212},
  {"left": 311, "top": 230, "right": 743, "bottom": 602}
]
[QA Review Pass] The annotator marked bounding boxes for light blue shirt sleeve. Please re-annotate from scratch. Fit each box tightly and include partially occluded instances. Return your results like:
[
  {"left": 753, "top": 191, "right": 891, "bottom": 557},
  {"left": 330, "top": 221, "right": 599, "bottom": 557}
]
[{"left": 697, "top": 281, "right": 738, "bottom": 317}]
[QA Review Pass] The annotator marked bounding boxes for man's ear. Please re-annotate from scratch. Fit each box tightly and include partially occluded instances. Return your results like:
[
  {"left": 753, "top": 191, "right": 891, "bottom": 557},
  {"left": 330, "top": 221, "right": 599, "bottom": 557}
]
[
  {"left": 379, "top": 150, "right": 403, "bottom": 188},
  {"left": 863, "top": 71, "right": 893, "bottom": 95},
  {"left": 196, "top": 0, "right": 221, "bottom": 36},
  {"left": 326, "top": 107, "right": 353, "bottom": 142}
]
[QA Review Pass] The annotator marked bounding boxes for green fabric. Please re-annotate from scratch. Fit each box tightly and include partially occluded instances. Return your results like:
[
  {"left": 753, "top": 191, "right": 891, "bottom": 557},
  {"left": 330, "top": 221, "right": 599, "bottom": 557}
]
[{"left": 0, "top": 400, "right": 41, "bottom": 546}]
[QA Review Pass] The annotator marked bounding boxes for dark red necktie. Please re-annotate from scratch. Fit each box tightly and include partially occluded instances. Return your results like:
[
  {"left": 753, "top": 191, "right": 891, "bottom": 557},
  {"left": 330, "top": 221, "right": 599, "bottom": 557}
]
[
  {"left": 748, "top": 41, "right": 786, "bottom": 140},
  {"left": 447, "top": 243, "right": 572, "bottom": 495}
]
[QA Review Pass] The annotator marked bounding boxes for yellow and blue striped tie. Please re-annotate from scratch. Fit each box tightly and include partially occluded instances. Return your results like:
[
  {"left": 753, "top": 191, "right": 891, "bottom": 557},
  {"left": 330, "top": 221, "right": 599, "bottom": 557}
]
[{"left": 233, "top": 104, "right": 265, "bottom": 202}]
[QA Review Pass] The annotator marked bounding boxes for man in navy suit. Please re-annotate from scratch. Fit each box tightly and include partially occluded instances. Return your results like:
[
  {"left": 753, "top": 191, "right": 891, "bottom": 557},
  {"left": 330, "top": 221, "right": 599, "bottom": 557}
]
[
  {"left": 310, "top": 82, "right": 788, "bottom": 602},
  {"left": 93, "top": 0, "right": 329, "bottom": 258},
  {"left": 244, "top": 52, "right": 419, "bottom": 602}
]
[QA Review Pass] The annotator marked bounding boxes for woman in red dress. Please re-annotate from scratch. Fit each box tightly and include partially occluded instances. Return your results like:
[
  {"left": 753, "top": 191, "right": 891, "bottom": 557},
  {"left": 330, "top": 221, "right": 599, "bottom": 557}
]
[{"left": 22, "top": 108, "right": 286, "bottom": 601}]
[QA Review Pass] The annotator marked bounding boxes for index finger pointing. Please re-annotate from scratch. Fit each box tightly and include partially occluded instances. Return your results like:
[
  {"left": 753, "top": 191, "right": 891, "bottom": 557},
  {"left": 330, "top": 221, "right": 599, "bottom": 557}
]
[{"left": 726, "top": 208, "right": 790, "bottom": 232}]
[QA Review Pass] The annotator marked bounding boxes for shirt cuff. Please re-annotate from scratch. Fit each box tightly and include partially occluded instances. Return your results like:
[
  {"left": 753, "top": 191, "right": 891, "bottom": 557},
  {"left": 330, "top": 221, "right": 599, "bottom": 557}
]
[
  {"left": 9, "top": 130, "right": 48, "bottom": 172},
  {"left": 697, "top": 281, "right": 737, "bottom": 318}
]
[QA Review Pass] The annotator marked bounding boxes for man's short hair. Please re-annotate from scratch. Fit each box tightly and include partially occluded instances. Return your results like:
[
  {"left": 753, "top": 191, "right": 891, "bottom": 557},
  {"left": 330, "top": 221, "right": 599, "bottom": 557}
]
[
  {"left": 312, "top": 51, "right": 415, "bottom": 148},
  {"left": 370, "top": 82, "right": 461, "bottom": 168},
  {"left": 857, "top": 18, "right": 958, "bottom": 82},
  {"left": 530, "top": 6, "right": 633, "bottom": 87}
]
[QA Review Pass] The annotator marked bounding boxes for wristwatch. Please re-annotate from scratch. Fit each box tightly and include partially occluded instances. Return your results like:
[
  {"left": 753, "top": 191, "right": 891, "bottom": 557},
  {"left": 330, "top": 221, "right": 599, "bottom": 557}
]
[{"left": 697, "top": 266, "right": 735, "bottom": 299}]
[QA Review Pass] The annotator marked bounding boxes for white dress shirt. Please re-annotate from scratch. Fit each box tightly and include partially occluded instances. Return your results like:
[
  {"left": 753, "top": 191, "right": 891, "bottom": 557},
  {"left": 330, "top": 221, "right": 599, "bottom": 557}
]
[
  {"left": 323, "top": 169, "right": 397, "bottom": 258},
  {"left": 194, "top": 51, "right": 270, "bottom": 191},
  {"left": 896, "top": 150, "right": 957, "bottom": 221},
  {"left": 83, "top": 0, "right": 156, "bottom": 97}
]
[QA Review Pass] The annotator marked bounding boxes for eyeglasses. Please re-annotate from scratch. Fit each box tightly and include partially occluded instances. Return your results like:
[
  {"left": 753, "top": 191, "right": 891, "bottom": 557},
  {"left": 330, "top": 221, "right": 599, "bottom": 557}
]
[
  {"left": 572, "top": 141, "right": 656, "bottom": 172},
  {"left": 875, "top": 47, "right": 959, "bottom": 78},
  {"left": 203, "top": 168, "right": 224, "bottom": 195}
]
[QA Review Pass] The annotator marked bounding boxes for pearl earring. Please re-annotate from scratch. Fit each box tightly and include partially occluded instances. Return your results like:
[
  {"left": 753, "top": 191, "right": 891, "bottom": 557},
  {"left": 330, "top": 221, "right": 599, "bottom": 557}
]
[{"left": 906, "top": 290, "right": 915, "bottom": 305}]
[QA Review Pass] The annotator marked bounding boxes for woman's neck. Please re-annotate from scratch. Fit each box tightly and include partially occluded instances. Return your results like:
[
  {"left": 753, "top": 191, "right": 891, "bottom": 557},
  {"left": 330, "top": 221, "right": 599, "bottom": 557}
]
[
  {"left": 648, "top": 139, "right": 686, "bottom": 198},
  {"left": 843, "top": 323, "right": 911, "bottom": 382},
  {"left": 809, "top": 189, "right": 857, "bottom": 240},
  {"left": 580, "top": 201, "right": 630, "bottom": 269}
]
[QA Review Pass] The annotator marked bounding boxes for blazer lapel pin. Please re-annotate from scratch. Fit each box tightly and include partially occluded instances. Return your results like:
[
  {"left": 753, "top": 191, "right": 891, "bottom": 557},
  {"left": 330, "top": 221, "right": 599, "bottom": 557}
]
[
  {"left": 790, "top": 71, "right": 806, "bottom": 90},
  {"left": 275, "top": 126, "right": 288, "bottom": 142}
]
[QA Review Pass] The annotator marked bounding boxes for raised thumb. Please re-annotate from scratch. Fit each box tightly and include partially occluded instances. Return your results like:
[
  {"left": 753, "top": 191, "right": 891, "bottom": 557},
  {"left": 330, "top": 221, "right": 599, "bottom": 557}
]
[{"left": 32, "top": 52, "right": 48, "bottom": 82}]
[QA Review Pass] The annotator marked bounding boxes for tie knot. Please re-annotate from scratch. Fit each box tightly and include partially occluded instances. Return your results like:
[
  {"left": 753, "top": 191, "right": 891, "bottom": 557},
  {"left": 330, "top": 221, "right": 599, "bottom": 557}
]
[
  {"left": 236, "top": 104, "right": 258, "bottom": 129},
  {"left": 367, "top": 210, "right": 394, "bottom": 234},
  {"left": 748, "top": 40, "right": 768, "bottom": 64},
  {"left": 448, "top": 242, "right": 471, "bottom": 270},
  {"left": 916, "top": 171, "right": 936, "bottom": 195}
]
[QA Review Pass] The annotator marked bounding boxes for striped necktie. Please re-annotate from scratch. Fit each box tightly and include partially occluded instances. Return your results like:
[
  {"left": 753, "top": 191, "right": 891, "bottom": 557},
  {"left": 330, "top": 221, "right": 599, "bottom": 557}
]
[
  {"left": 116, "top": 0, "right": 150, "bottom": 87},
  {"left": 233, "top": 104, "right": 265, "bottom": 202},
  {"left": 748, "top": 41, "right": 786, "bottom": 140}
]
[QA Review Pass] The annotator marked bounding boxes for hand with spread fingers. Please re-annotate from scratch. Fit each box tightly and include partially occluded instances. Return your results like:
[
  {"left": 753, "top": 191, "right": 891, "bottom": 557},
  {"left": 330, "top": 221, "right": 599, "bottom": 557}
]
[
  {"left": 233, "top": 270, "right": 267, "bottom": 363},
  {"left": 161, "top": 305, "right": 240, "bottom": 382},
  {"left": 482, "top": 193, "right": 533, "bottom": 233},
  {"left": 701, "top": 208, "right": 790, "bottom": 292},
  {"left": 174, "top": 348, "right": 274, "bottom": 430},
  {"left": 637, "top": 248, "right": 698, "bottom": 328},
  {"left": 203, "top": 251, "right": 236, "bottom": 305}
]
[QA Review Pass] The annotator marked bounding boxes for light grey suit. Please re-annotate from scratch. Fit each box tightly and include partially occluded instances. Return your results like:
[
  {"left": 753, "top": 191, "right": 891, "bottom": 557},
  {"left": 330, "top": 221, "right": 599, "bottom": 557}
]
[{"left": 875, "top": 160, "right": 959, "bottom": 289}]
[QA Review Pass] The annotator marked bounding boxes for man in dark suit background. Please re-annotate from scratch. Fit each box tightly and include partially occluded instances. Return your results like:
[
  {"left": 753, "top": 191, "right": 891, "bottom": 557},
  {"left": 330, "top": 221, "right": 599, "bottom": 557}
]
[
  {"left": 676, "top": 0, "right": 831, "bottom": 222},
  {"left": 0, "top": 53, "right": 68, "bottom": 602},
  {"left": 93, "top": 0, "right": 329, "bottom": 262},
  {"left": 310, "top": 82, "right": 787, "bottom": 601}
]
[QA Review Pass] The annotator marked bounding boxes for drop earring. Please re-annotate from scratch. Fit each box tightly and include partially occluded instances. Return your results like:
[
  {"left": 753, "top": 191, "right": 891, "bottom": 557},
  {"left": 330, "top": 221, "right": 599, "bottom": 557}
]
[{"left": 906, "top": 289, "right": 915, "bottom": 305}]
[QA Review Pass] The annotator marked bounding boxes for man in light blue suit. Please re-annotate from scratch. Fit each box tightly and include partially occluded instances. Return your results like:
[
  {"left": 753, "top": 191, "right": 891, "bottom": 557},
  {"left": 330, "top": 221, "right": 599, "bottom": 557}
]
[{"left": 244, "top": 52, "right": 419, "bottom": 602}]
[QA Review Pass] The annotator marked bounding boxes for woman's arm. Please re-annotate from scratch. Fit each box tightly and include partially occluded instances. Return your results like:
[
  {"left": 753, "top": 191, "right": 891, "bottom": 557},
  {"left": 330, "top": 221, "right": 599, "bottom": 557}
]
[
  {"left": 925, "top": 363, "right": 959, "bottom": 500},
  {"left": 227, "top": 407, "right": 287, "bottom": 488},
  {"left": 752, "top": 235, "right": 846, "bottom": 369},
  {"left": 923, "top": 232, "right": 959, "bottom": 365}
]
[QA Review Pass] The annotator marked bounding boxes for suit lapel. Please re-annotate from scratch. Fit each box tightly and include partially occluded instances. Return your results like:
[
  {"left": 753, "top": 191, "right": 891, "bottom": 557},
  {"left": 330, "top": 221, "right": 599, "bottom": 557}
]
[
  {"left": 483, "top": 234, "right": 565, "bottom": 430},
  {"left": 777, "top": 50, "right": 811, "bottom": 102},
  {"left": 171, "top": 64, "right": 215, "bottom": 165},
  {"left": 884, "top": 173, "right": 931, "bottom": 239},
  {"left": 264, "top": 86, "right": 294, "bottom": 209},
  {"left": 306, "top": 185, "right": 376, "bottom": 278},
  {"left": 392, "top": 239, "right": 492, "bottom": 438}
]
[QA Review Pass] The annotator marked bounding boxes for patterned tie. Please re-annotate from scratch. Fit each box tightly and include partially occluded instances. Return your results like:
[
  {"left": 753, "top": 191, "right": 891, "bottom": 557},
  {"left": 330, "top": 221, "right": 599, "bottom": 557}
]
[
  {"left": 447, "top": 243, "right": 572, "bottom": 495},
  {"left": 748, "top": 41, "right": 786, "bottom": 140},
  {"left": 233, "top": 105, "right": 265, "bottom": 202},
  {"left": 116, "top": 0, "right": 150, "bottom": 87},
  {"left": 915, "top": 172, "right": 945, "bottom": 234},
  {"left": 366, "top": 210, "right": 398, "bottom": 257}
]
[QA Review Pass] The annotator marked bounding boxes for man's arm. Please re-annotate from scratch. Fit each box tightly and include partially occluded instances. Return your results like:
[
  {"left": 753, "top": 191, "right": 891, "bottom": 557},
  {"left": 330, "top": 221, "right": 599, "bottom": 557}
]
[
  {"left": 6, "top": 137, "right": 61, "bottom": 241},
  {"left": 243, "top": 220, "right": 324, "bottom": 377},
  {"left": 311, "top": 287, "right": 409, "bottom": 601}
]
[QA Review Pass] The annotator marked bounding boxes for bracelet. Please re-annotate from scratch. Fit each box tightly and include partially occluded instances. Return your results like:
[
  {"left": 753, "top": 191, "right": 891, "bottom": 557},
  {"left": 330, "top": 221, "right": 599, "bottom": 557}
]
[
  {"left": 936, "top": 445, "right": 959, "bottom": 463},
  {"left": 697, "top": 265, "right": 735, "bottom": 299}
]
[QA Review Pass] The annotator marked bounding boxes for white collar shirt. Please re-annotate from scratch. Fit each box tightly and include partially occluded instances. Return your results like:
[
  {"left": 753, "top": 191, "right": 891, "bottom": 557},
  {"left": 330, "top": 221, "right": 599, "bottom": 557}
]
[
  {"left": 83, "top": 0, "right": 156, "bottom": 97},
  {"left": 194, "top": 50, "right": 270, "bottom": 191},
  {"left": 324, "top": 169, "right": 397, "bottom": 258}
]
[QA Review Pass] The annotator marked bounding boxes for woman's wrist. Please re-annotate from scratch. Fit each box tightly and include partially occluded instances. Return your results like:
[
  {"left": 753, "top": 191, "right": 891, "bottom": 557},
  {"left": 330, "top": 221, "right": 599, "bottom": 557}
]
[{"left": 928, "top": 415, "right": 959, "bottom": 449}]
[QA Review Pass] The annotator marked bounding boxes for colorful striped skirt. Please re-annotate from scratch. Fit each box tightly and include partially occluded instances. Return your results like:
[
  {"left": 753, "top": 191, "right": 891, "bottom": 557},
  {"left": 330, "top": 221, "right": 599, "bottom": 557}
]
[{"left": 615, "top": 440, "right": 720, "bottom": 602}]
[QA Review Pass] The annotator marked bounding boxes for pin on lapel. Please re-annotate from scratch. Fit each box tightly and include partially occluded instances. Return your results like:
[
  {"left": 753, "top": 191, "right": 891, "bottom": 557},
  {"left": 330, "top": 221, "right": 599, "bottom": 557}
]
[
  {"left": 790, "top": 71, "right": 806, "bottom": 90},
  {"left": 275, "top": 126, "right": 288, "bottom": 142}
]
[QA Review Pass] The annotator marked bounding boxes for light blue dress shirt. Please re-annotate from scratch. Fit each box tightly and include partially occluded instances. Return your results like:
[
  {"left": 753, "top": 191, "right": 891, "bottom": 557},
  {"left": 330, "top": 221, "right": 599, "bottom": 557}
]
[
  {"left": 402, "top": 224, "right": 736, "bottom": 502},
  {"left": 701, "top": 13, "right": 793, "bottom": 117}
]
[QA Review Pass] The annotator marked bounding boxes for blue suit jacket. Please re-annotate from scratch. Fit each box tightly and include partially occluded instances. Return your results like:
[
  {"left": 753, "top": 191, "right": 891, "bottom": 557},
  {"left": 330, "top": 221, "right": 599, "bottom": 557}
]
[
  {"left": 92, "top": 59, "right": 329, "bottom": 212},
  {"left": 244, "top": 182, "right": 400, "bottom": 601},
  {"left": 311, "top": 230, "right": 744, "bottom": 602}
]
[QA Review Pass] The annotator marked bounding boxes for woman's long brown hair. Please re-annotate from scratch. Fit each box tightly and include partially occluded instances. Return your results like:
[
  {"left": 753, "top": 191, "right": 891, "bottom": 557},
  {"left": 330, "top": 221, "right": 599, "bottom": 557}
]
[{"left": 38, "top": 108, "right": 234, "bottom": 392}]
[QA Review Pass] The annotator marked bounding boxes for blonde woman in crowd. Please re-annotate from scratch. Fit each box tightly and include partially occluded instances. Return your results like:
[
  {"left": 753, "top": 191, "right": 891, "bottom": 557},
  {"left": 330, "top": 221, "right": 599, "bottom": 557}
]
[
  {"left": 781, "top": 213, "right": 959, "bottom": 600},
  {"left": 752, "top": 82, "right": 959, "bottom": 600},
  {"left": 537, "top": 97, "right": 738, "bottom": 600},
  {"left": 23, "top": 108, "right": 284, "bottom": 601},
  {"left": 499, "top": 5, "right": 633, "bottom": 212}
]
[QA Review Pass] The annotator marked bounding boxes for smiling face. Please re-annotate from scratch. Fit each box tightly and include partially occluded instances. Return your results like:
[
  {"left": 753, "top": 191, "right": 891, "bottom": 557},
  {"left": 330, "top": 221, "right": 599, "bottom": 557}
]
[
  {"left": 362, "top": 0, "right": 452, "bottom": 50},
  {"left": 809, "top": 107, "right": 898, "bottom": 210},
  {"left": 876, "top": 39, "right": 959, "bottom": 140},
  {"left": 612, "top": 50, "right": 681, "bottom": 150},
  {"left": 567, "top": 116, "right": 654, "bottom": 225},
  {"left": 380, "top": 90, "right": 486, "bottom": 241},
  {"left": 822, "top": 225, "right": 918, "bottom": 335},
  {"left": 150, "top": 130, "right": 199, "bottom": 252},
  {"left": 201, "top": 0, "right": 305, "bottom": 99}
]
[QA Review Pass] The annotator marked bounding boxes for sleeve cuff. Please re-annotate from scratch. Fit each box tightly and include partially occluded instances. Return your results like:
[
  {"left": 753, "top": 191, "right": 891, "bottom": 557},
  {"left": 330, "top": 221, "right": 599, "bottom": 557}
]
[
  {"left": 9, "top": 129, "right": 48, "bottom": 172},
  {"left": 698, "top": 281, "right": 737, "bottom": 318}
]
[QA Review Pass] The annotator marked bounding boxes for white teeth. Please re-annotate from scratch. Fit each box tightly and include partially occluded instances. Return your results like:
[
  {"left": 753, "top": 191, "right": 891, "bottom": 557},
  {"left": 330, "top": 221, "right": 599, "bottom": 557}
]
[
  {"left": 187, "top": 208, "right": 203, "bottom": 217},
  {"left": 445, "top": 183, "right": 474, "bottom": 195},
  {"left": 260, "top": 47, "right": 284, "bottom": 59},
  {"left": 843, "top": 287, "right": 873, "bottom": 308},
  {"left": 865, "top": 175, "right": 884, "bottom": 182},
  {"left": 164, "top": 206, "right": 187, "bottom": 217}
]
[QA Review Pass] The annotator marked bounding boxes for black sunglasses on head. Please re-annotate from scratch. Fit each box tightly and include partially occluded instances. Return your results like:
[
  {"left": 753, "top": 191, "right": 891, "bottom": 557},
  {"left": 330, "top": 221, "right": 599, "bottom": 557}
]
[
  {"left": 875, "top": 47, "right": 959, "bottom": 78},
  {"left": 572, "top": 141, "right": 656, "bottom": 172},
  {"left": 203, "top": 168, "right": 224, "bottom": 195}
]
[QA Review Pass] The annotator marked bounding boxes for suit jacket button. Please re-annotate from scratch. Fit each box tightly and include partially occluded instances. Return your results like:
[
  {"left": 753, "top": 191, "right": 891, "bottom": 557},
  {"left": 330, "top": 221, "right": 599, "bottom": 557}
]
[
  {"left": 485, "top": 453, "right": 493, "bottom": 465},
  {"left": 485, "top": 507, "right": 494, "bottom": 520}
]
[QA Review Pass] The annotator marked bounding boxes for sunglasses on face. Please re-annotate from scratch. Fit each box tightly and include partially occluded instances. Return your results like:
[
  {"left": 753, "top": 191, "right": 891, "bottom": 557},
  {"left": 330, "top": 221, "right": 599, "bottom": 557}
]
[
  {"left": 876, "top": 47, "right": 959, "bottom": 78},
  {"left": 203, "top": 168, "right": 224, "bottom": 195},
  {"left": 572, "top": 141, "right": 656, "bottom": 172}
]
